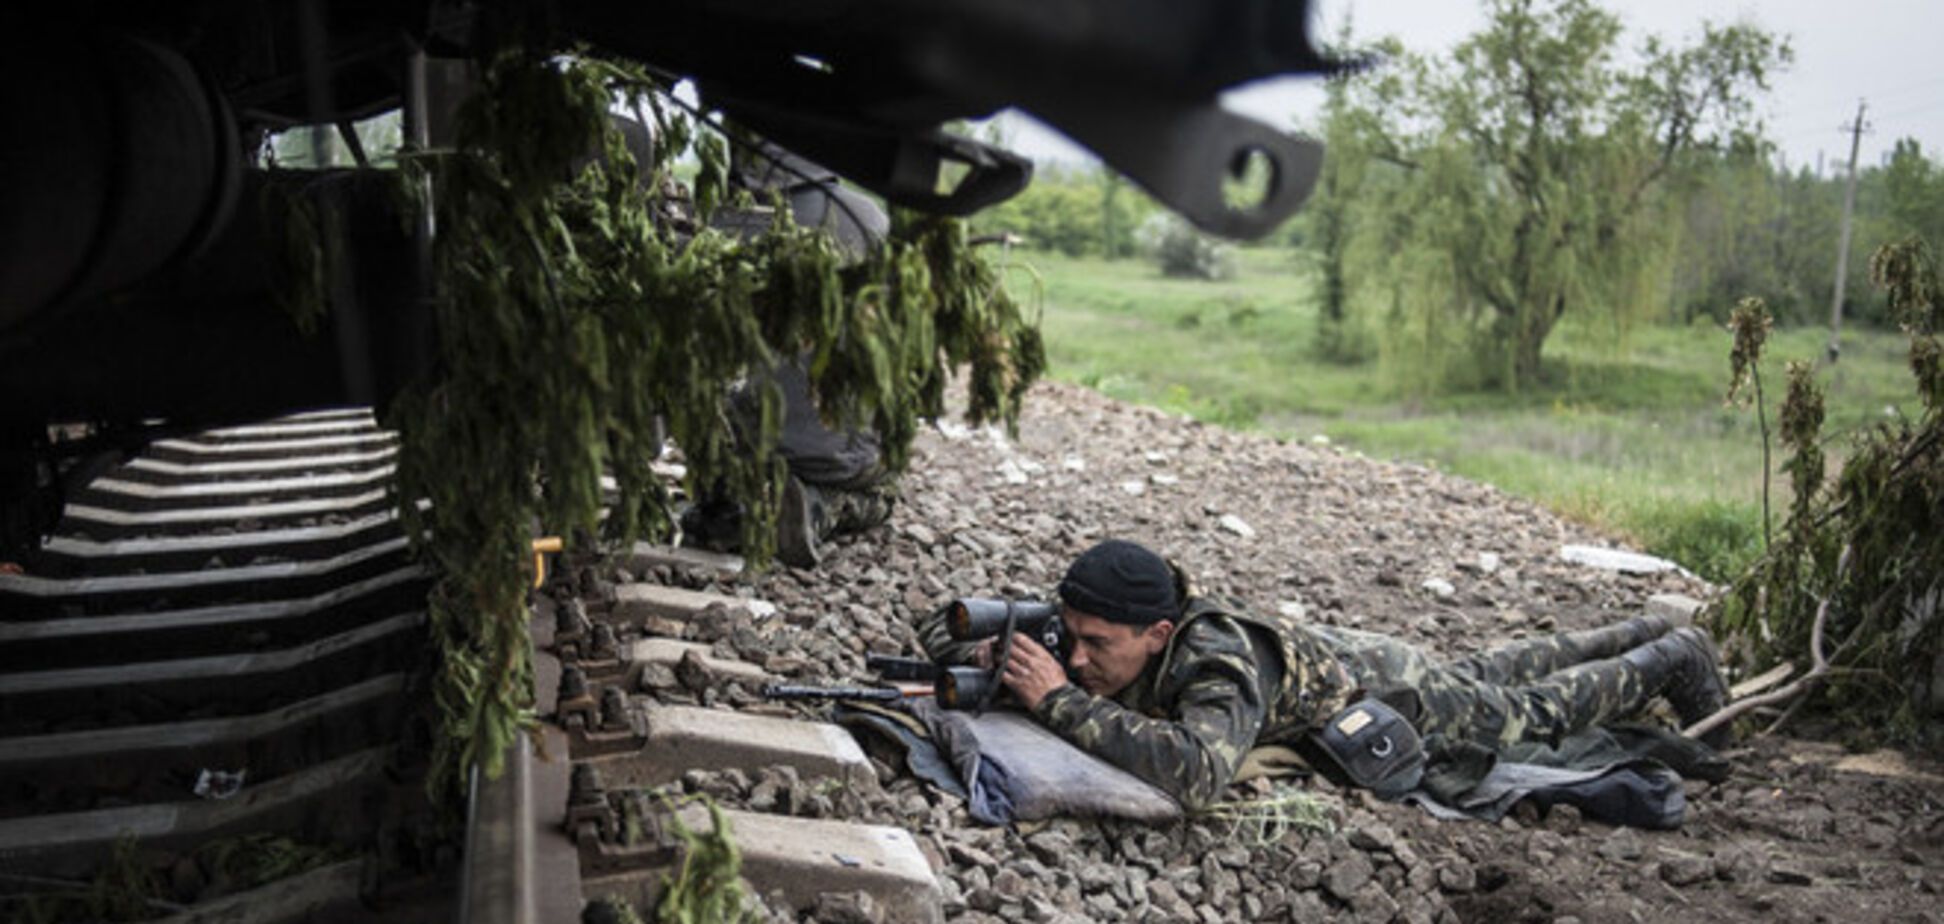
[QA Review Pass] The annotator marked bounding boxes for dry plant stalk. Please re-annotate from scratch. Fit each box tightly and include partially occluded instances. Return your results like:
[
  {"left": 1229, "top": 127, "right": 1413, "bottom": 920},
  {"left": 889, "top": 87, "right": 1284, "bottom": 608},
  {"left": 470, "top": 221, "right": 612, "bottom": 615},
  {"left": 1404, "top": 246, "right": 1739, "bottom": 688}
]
[{"left": 1686, "top": 543, "right": 1850, "bottom": 741}]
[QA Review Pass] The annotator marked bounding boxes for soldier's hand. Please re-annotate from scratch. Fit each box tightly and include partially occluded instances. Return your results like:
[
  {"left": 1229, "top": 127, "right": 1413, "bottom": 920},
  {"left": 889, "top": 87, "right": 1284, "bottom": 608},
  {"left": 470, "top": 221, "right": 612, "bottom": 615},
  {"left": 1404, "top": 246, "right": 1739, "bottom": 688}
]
[{"left": 1001, "top": 633, "right": 1069, "bottom": 710}]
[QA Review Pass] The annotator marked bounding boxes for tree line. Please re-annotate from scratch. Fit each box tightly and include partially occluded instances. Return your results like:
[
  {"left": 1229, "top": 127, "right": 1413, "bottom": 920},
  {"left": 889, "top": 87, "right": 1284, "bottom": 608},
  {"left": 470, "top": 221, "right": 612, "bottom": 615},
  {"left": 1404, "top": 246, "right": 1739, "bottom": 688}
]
[{"left": 975, "top": 0, "right": 1944, "bottom": 392}]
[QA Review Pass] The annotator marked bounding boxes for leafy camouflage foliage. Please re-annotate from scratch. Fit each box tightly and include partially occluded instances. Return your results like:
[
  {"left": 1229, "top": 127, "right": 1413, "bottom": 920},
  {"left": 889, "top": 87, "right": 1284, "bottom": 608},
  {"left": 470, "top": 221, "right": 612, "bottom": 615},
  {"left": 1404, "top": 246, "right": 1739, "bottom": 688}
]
[
  {"left": 376, "top": 50, "right": 1042, "bottom": 803},
  {"left": 1711, "top": 238, "right": 1944, "bottom": 741}
]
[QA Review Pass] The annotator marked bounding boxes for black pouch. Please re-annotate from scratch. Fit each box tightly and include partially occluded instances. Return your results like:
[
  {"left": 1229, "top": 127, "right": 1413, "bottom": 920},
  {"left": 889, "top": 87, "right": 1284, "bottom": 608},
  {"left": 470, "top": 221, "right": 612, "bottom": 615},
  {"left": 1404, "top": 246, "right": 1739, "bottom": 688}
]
[{"left": 1307, "top": 698, "right": 1426, "bottom": 799}]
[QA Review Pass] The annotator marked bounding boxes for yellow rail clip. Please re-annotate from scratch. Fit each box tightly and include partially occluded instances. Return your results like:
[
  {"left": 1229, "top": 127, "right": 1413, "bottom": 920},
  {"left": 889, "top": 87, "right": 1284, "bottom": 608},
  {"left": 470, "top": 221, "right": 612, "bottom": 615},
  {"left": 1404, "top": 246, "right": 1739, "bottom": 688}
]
[{"left": 531, "top": 536, "right": 563, "bottom": 589}]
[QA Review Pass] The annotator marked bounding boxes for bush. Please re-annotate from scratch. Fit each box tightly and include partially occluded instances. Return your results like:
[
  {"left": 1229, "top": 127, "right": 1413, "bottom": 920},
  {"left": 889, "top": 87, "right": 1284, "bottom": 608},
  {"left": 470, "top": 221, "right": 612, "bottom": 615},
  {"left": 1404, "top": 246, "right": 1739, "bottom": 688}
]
[
  {"left": 1708, "top": 238, "right": 1944, "bottom": 740},
  {"left": 972, "top": 167, "right": 1153, "bottom": 258},
  {"left": 1138, "top": 214, "right": 1235, "bottom": 280}
]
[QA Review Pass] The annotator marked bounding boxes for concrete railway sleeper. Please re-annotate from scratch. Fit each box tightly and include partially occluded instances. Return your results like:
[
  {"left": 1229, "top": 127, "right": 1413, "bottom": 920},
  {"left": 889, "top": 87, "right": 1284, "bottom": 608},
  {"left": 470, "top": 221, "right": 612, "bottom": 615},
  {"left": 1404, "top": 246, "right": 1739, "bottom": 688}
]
[
  {"left": 34, "top": 510, "right": 404, "bottom": 578},
  {"left": 0, "top": 610, "right": 426, "bottom": 736},
  {"left": 73, "top": 465, "right": 399, "bottom": 512},
  {"left": 56, "top": 488, "right": 400, "bottom": 540},
  {"left": 116, "top": 445, "right": 398, "bottom": 485},
  {"left": 193, "top": 416, "right": 381, "bottom": 442},
  {"left": 0, "top": 746, "right": 400, "bottom": 882},
  {"left": 0, "top": 673, "right": 411, "bottom": 821},
  {"left": 455, "top": 549, "right": 951, "bottom": 924},
  {"left": 0, "top": 410, "right": 453, "bottom": 921},
  {"left": 0, "top": 566, "right": 430, "bottom": 671},
  {"left": 0, "top": 535, "right": 413, "bottom": 617},
  {"left": 0, "top": 403, "right": 916, "bottom": 923},
  {"left": 145, "top": 432, "right": 397, "bottom": 465}
]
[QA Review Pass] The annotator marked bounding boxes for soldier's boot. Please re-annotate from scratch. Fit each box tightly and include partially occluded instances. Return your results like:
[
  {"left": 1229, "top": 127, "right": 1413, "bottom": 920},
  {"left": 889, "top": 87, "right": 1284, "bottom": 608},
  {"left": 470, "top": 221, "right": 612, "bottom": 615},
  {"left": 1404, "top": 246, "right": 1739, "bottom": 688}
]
[
  {"left": 775, "top": 477, "right": 894, "bottom": 568},
  {"left": 774, "top": 475, "right": 828, "bottom": 568},
  {"left": 1621, "top": 627, "right": 1732, "bottom": 747}
]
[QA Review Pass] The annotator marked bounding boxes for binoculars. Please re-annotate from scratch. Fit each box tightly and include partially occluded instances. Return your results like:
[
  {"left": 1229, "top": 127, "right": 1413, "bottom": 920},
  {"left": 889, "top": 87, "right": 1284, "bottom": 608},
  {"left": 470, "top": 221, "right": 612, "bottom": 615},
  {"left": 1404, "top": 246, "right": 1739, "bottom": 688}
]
[
  {"left": 943, "top": 597, "right": 1069, "bottom": 657},
  {"left": 933, "top": 598, "right": 1072, "bottom": 710}
]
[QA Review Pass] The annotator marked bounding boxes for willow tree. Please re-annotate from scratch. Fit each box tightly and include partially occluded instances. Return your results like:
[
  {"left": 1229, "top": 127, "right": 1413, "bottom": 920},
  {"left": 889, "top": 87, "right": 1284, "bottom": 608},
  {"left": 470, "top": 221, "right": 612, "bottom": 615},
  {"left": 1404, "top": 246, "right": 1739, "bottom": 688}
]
[
  {"left": 1343, "top": 0, "right": 1787, "bottom": 389},
  {"left": 1308, "top": 48, "right": 1362, "bottom": 360}
]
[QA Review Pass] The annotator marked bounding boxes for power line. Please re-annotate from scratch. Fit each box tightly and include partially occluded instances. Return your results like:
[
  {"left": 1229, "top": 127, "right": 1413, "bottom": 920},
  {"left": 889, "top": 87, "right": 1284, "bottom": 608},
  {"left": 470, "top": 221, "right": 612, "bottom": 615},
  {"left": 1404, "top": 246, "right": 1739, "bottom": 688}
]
[
  {"left": 1818, "top": 74, "right": 1944, "bottom": 106},
  {"left": 1870, "top": 98, "right": 1944, "bottom": 123}
]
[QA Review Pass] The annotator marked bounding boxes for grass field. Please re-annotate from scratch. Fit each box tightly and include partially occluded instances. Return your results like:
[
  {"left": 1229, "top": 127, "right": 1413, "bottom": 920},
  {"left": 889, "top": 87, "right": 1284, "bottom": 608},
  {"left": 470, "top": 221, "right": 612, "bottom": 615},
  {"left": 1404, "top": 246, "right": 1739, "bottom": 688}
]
[{"left": 999, "top": 246, "right": 1922, "bottom": 581}]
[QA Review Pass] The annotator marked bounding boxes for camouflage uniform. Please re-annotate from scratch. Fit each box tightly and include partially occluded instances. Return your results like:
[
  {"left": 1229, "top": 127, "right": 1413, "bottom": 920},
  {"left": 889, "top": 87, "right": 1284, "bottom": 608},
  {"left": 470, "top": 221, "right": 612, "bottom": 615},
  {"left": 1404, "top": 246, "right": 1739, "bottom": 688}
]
[
  {"left": 801, "top": 479, "right": 898, "bottom": 534},
  {"left": 1313, "top": 617, "right": 1673, "bottom": 746},
  {"left": 919, "top": 595, "right": 1673, "bottom": 809},
  {"left": 687, "top": 359, "right": 898, "bottom": 560},
  {"left": 920, "top": 594, "right": 1354, "bottom": 809}
]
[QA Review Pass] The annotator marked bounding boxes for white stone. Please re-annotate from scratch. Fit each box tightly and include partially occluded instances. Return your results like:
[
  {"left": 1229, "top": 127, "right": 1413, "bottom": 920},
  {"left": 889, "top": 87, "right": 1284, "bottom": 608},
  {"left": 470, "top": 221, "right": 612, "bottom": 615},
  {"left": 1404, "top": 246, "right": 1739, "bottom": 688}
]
[
  {"left": 1477, "top": 552, "right": 1501, "bottom": 574},
  {"left": 1310, "top": 434, "right": 1332, "bottom": 446},
  {"left": 1150, "top": 473, "right": 1179, "bottom": 486},
  {"left": 1061, "top": 455, "right": 1087, "bottom": 472},
  {"left": 1119, "top": 480, "right": 1147, "bottom": 496},
  {"left": 1143, "top": 451, "right": 1169, "bottom": 466},
  {"left": 1277, "top": 600, "right": 1308, "bottom": 620},
  {"left": 998, "top": 459, "right": 1029, "bottom": 485},
  {"left": 613, "top": 584, "right": 776, "bottom": 622},
  {"left": 935, "top": 420, "right": 971, "bottom": 441},
  {"left": 1421, "top": 578, "right": 1456, "bottom": 599},
  {"left": 1560, "top": 545, "right": 1688, "bottom": 576},
  {"left": 1218, "top": 515, "right": 1256, "bottom": 539}
]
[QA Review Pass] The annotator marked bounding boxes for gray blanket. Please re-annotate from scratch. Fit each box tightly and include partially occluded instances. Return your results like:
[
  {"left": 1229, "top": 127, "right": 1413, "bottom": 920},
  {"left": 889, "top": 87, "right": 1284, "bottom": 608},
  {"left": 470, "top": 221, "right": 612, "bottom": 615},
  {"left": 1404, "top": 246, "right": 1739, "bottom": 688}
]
[
  {"left": 839, "top": 700, "right": 1180, "bottom": 825},
  {"left": 1398, "top": 724, "right": 1728, "bottom": 829}
]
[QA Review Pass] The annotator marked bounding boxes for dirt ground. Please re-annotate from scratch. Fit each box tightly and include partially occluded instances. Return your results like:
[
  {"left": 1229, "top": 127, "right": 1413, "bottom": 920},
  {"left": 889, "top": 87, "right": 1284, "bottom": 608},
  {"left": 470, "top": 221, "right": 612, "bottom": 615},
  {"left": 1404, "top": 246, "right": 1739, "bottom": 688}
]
[{"left": 661, "top": 380, "right": 1944, "bottom": 923}]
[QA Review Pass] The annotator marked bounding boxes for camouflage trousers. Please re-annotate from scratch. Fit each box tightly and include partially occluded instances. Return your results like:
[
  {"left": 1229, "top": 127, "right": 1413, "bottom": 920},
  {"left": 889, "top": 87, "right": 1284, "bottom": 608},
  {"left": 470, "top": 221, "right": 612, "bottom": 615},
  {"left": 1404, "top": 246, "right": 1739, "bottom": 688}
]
[
  {"left": 1315, "top": 616, "right": 1673, "bottom": 748},
  {"left": 803, "top": 478, "right": 898, "bottom": 538}
]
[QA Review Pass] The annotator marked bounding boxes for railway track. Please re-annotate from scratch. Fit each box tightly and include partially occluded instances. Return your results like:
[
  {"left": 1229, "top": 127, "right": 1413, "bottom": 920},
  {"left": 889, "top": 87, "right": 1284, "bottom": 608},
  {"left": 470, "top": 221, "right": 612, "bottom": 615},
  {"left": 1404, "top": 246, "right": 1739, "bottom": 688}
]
[
  {"left": 0, "top": 409, "right": 446, "bottom": 922},
  {"left": 2, "top": 409, "right": 944, "bottom": 924}
]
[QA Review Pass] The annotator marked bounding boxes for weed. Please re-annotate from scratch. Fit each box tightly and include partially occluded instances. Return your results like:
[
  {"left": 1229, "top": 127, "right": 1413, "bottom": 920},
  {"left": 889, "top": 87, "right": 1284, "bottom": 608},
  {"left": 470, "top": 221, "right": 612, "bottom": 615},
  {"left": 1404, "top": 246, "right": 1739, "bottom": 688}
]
[
  {"left": 1198, "top": 786, "right": 1336, "bottom": 846},
  {"left": 653, "top": 795, "right": 758, "bottom": 924}
]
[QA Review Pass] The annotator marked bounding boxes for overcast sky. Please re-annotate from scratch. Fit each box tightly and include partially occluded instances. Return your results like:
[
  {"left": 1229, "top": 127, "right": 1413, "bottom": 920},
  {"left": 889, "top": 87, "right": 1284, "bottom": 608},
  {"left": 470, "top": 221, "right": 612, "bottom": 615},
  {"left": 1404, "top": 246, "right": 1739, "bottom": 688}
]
[{"left": 994, "top": 0, "right": 1944, "bottom": 176}]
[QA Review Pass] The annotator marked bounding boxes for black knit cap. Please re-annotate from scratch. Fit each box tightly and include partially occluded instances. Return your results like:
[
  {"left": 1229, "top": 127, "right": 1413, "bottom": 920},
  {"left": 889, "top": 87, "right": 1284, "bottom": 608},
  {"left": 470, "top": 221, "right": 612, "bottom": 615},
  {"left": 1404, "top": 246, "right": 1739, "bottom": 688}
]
[{"left": 1058, "top": 539, "right": 1179, "bottom": 625}]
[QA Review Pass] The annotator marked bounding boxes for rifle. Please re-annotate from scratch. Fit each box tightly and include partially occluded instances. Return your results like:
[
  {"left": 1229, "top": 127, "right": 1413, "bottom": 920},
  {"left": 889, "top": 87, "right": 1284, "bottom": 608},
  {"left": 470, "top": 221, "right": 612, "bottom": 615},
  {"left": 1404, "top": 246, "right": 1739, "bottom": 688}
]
[
  {"left": 862, "top": 652, "right": 1044, "bottom": 713},
  {"left": 761, "top": 598, "right": 1072, "bottom": 713}
]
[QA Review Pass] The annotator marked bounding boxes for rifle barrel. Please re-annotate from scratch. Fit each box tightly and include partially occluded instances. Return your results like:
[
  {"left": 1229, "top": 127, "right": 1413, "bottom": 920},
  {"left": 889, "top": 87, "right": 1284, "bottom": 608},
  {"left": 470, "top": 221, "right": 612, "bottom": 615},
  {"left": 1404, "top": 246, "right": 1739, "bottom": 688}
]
[{"left": 762, "top": 684, "right": 916, "bottom": 702}]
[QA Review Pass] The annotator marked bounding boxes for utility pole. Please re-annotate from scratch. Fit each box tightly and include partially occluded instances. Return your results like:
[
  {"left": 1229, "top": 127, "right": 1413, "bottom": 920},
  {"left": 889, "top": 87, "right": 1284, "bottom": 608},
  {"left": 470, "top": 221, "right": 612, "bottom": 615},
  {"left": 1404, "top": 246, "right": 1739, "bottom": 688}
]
[{"left": 1826, "top": 100, "right": 1870, "bottom": 365}]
